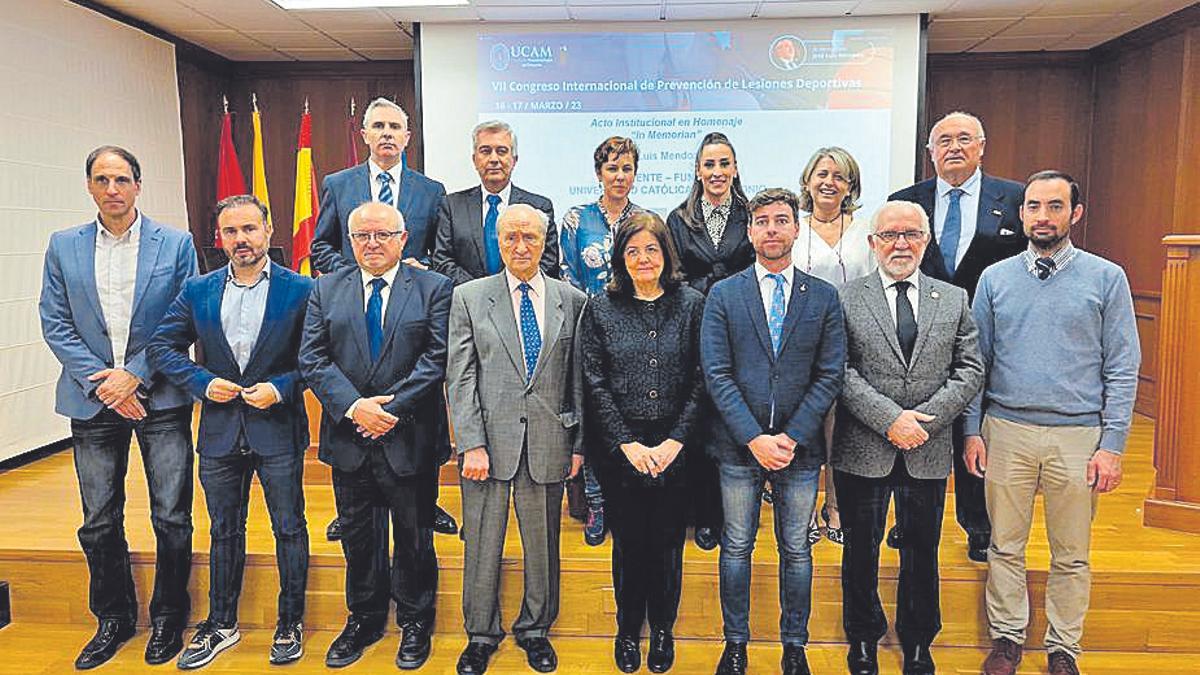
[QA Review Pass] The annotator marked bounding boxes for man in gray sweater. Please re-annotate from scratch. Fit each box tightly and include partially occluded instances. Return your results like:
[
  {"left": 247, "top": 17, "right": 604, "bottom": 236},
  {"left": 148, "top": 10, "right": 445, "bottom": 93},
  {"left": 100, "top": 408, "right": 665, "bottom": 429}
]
[{"left": 964, "top": 171, "right": 1140, "bottom": 675}]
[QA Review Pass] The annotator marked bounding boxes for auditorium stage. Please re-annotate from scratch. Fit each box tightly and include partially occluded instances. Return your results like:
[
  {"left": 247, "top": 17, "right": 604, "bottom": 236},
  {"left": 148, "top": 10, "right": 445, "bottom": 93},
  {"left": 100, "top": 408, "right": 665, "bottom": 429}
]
[{"left": 1, "top": 415, "right": 1198, "bottom": 673}]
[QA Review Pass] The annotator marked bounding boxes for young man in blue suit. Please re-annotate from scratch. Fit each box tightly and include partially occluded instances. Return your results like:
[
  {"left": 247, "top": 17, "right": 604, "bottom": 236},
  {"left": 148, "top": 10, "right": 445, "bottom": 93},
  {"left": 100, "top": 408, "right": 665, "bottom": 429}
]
[
  {"left": 40, "top": 145, "right": 198, "bottom": 670},
  {"left": 700, "top": 188, "right": 846, "bottom": 675},
  {"left": 147, "top": 195, "right": 314, "bottom": 668}
]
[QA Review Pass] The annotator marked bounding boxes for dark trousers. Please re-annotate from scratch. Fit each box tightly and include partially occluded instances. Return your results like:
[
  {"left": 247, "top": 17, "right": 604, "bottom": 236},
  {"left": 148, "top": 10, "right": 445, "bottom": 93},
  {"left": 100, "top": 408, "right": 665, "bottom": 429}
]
[
  {"left": 686, "top": 446, "right": 723, "bottom": 532},
  {"left": 198, "top": 449, "right": 309, "bottom": 625},
  {"left": 951, "top": 417, "right": 991, "bottom": 542},
  {"left": 70, "top": 406, "right": 194, "bottom": 627},
  {"left": 834, "top": 457, "right": 946, "bottom": 647},
  {"left": 332, "top": 451, "right": 437, "bottom": 626}
]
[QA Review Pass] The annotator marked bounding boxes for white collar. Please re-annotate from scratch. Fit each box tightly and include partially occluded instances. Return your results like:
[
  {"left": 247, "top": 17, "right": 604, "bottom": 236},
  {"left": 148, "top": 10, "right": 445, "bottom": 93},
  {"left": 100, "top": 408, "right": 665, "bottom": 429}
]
[
  {"left": 482, "top": 183, "right": 512, "bottom": 205},
  {"left": 96, "top": 210, "right": 142, "bottom": 242},
  {"left": 368, "top": 159, "right": 403, "bottom": 185},
  {"left": 360, "top": 262, "right": 401, "bottom": 290},
  {"left": 879, "top": 266, "right": 920, "bottom": 291},
  {"left": 754, "top": 262, "right": 794, "bottom": 286},
  {"left": 936, "top": 167, "right": 982, "bottom": 199},
  {"left": 505, "top": 268, "right": 545, "bottom": 297}
]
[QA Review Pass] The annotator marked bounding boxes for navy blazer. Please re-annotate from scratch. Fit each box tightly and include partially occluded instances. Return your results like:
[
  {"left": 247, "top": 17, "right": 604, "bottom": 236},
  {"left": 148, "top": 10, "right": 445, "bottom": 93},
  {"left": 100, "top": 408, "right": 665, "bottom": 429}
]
[
  {"left": 311, "top": 162, "right": 447, "bottom": 274},
  {"left": 431, "top": 184, "right": 559, "bottom": 285},
  {"left": 700, "top": 266, "right": 846, "bottom": 467},
  {"left": 889, "top": 173, "right": 1026, "bottom": 300},
  {"left": 298, "top": 263, "right": 452, "bottom": 477},
  {"left": 147, "top": 262, "right": 314, "bottom": 457}
]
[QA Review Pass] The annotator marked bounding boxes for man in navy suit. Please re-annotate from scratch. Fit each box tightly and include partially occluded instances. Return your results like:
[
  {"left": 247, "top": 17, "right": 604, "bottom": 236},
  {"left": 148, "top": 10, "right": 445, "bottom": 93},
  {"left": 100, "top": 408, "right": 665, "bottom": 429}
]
[
  {"left": 701, "top": 188, "right": 846, "bottom": 675},
  {"left": 40, "top": 145, "right": 198, "bottom": 669},
  {"left": 148, "top": 195, "right": 314, "bottom": 668},
  {"left": 888, "top": 111, "right": 1026, "bottom": 562},
  {"left": 300, "top": 201, "right": 453, "bottom": 670}
]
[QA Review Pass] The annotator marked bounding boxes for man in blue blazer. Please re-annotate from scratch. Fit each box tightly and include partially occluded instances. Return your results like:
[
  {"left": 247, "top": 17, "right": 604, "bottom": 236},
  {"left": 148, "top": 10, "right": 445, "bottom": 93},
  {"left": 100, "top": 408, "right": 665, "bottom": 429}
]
[
  {"left": 39, "top": 146, "right": 198, "bottom": 669},
  {"left": 701, "top": 188, "right": 846, "bottom": 675},
  {"left": 888, "top": 111, "right": 1026, "bottom": 562},
  {"left": 300, "top": 201, "right": 453, "bottom": 670},
  {"left": 147, "top": 195, "right": 314, "bottom": 668}
]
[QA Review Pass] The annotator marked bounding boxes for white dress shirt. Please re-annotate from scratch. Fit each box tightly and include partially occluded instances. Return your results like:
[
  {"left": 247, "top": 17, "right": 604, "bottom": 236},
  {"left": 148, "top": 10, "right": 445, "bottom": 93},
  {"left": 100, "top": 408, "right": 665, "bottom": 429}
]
[
  {"left": 754, "top": 262, "right": 794, "bottom": 319},
  {"left": 345, "top": 263, "right": 402, "bottom": 420},
  {"left": 934, "top": 167, "right": 982, "bottom": 269},
  {"left": 94, "top": 212, "right": 142, "bottom": 368},
  {"left": 505, "top": 268, "right": 546, "bottom": 346},
  {"left": 481, "top": 182, "right": 513, "bottom": 219},
  {"left": 368, "top": 159, "right": 404, "bottom": 208},
  {"left": 880, "top": 267, "right": 921, "bottom": 325}
]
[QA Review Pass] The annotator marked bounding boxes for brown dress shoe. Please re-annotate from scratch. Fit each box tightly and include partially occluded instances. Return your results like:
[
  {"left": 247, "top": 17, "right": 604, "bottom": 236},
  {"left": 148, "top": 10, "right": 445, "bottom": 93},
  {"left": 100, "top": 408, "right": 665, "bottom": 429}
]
[
  {"left": 1048, "top": 650, "right": 1080, "bottom": 675},
  {"left": 982, "top": 638, "right": 1022, "bottom": 675}
]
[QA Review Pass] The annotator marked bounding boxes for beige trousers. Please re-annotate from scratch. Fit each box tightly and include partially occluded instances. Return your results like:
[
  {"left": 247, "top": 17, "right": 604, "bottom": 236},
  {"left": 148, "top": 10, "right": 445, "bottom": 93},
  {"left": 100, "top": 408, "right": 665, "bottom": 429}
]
[{"left": 981, "top": 415, "right": 1100, "bottom": 658}]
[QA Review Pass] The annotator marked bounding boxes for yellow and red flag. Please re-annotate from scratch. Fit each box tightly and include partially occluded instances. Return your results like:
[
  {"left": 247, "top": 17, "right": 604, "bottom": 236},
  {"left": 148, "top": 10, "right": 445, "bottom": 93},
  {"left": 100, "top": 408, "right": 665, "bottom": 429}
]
[
  {"left": 292, "top": 105, "right": 318, "bottom": 275},
  {"left": 250, "top": 94, "right": 272, "bottom": 229}
]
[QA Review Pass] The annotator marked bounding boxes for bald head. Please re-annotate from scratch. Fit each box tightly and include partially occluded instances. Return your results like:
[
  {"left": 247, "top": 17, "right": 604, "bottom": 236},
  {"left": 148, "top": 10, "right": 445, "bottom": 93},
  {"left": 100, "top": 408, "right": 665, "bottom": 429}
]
[
  {"left": 928, "top": 111, "right": 987, "bottom": 186},
  {"left": 497, "top": 204, "right": 547, "bottom": 281}
]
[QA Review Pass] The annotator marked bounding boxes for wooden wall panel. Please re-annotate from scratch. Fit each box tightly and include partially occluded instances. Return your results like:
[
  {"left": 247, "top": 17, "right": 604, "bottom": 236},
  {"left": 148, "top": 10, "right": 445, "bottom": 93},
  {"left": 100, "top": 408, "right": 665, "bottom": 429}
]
[
  {"left": 1134, "top": 293, "right": 1161, "bottom": 417},
  {"left": 175, "top": 57, "right": 230, "bottom": 251}
]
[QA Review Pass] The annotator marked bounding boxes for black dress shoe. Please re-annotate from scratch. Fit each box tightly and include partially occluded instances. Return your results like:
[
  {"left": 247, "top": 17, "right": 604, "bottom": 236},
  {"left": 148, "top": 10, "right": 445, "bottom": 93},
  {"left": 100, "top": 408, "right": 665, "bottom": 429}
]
[
  {"left": 144, "top": 619, "right": 183, "bottom": 665},
  {"left": 782, "top": 645, "right": 811, "bottom": 675},
  {"left": 75, "top": 618, "right": 136, "bottom": 670},
  {"left": 847, "top": 640, "right": 879, "bottom": 675},
  {"left": 647, "top": 629, "right": 674, "bottom": 673},
  {"left": 325, "top": 617, "right": 385, "bottom": 668},
  {"left": 457, "top": 642, "right": 497, "bottom": 675},
  {"left": 886, "top": 524, "right": 904, "bottom": 549},
  {"left": 517, "top": 636, "right": 558, "bottom": 672},
  {"left": 614, "top": 635, "right": 640, "bottom": 673},
  {"left": 396, "top": 620, "right": 432, "bottom": 670},
  {"left": 968, "top": 533, "right": 990, "bottom": 563},
  {"left": 326, "top": 516, "right": 343, "bottom": 542},
  {"left": 715, "top": 641, "right": 747, "bottom": 675},
  {"left": 433, "top": 504, "right": 459, "bottom": 535},
  {"left": 694, "top": 527, "right": 720, "bottom": 551},
  {"left": 902, "top": 642, "right": 935, "bottom": 675}
]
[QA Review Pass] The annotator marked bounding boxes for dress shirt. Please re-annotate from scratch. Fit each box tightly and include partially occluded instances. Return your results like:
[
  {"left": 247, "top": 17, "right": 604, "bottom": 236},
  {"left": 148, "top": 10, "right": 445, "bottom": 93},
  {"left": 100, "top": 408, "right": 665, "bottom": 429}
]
[
  {"left": 879, "top": 267, "right": 921, "bottom": 325},
  {"left": 935, "top": 167, "right": 982, "bottom": 269},
  {"left": 480, "top": 182, "right": 513, "bottom": 218},
  {"left": 506, "top": 268, "right": 546, "bottom": 346},
  {"left": 94, "top": 211, "right": 142, "bottom": 368},
  {"left": 368, "top": 159, "right": 404, "bottom": 208},
  {"left": 754, "top": 262, "right": 794, "bottom": 318},
  {"left": 345, "top": 263, "right": 402, "bottom": 420},
  {"left": 221, "top": 262, "right": 270, "bottom": 372},
  {"left": 1021, "top": 241, "right": 1078, "bottom": 278}
]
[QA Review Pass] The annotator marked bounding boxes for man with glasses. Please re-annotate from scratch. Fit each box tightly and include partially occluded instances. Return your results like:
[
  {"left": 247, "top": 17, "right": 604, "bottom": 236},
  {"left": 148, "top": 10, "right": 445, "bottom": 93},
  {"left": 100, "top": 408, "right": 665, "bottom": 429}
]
[{"left": 888, "top": 111, "right": 1025, "bottom": 563}]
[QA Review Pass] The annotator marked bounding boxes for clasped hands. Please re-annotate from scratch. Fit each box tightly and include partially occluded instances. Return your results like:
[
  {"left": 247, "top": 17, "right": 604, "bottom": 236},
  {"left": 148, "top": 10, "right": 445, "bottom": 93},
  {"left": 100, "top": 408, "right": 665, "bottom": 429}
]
[
  {"left": 747, "top": 433, "right": 797, "bottom": 471},
  {"left": 206, "top": 378, "right": 281, "bottom": 410},
  {"left": 620, "top": 439, "right": 683, "bottom": 478},
  {"left": 89, "top": 368, "right": 145, "bottom": 420},
  {"left": 887, "top": 409, "right": 936, "bottom": 451},
  {"left": 349, "top": 394, "right": 398, "bottom": 439}
]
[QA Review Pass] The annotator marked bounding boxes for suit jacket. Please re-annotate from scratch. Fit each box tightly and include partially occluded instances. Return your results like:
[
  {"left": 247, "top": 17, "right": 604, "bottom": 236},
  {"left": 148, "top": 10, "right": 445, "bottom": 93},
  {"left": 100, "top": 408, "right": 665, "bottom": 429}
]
[
  {"left": 432, "top": 184, "right": 559, "bottom": 285},
  {"left": 298, "top": 263, "right": 453, "bottom": 476},
  {"left": 40, "top": 216, "right": 198, "bottom": 419},
  {"left": 889, "top": 173, "right": 1025, "bottom": 299},
  {"left": 311, "top": 162, "right": 448, "bottom": 274},
  {"left": 835, "top": 272, "right": 984, "bottom": 479},
  {"left": 147, "top": 262, "right": 314, "bottom": 457},
  {"left": 700, "top": 266, "right": 846, "bottom": 467},
  {"left": 446, "top": 273, "right": 587, "bottom": 484},
  {"left": 667, "top": 199, "right": 755, "bottom": 295}
]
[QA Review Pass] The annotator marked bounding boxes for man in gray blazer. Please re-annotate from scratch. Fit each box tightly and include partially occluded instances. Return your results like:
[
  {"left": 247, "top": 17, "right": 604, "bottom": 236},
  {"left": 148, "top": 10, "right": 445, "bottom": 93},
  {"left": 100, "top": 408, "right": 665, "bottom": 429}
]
[
  {"left": 834, "top": 200, "right": 984, "bottom": 675},
  {"left": 446, "top": 204, "right": 586, "bottom": 675}
]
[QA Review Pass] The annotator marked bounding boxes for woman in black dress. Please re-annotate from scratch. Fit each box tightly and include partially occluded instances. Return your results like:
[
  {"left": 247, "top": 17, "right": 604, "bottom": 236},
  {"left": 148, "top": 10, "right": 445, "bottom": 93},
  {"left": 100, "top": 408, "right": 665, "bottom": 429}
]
[{"left": 581, "top": 212, "right": 706, "bottom": 673}]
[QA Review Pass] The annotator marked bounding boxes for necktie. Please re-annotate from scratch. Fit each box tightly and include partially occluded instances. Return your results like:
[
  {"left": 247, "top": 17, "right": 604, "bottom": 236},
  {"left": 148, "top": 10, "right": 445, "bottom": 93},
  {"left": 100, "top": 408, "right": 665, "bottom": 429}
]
[
  {"left": 894, "top": 280, "right": 917, "bottom": 363},
  {"left": 518, "top": 282, "right": 541, "bottom": 380},
  {"left": 941, "top": 188, "right": 964, "bottom": 278},
  {"left": 377, "top": 172, "right": 394, "bottom": 207},
  {"left": 483, "top": 194, "right": 502, "bottom": 274},
  {"left": 767, "top": 273, "right": 786, "bottom": 356},
  {"left": 1035, "top": 256, "right": 1056, "bottom": 280},
  {"left": 366, "top": 277, "right": 386, "bottom": 361}
]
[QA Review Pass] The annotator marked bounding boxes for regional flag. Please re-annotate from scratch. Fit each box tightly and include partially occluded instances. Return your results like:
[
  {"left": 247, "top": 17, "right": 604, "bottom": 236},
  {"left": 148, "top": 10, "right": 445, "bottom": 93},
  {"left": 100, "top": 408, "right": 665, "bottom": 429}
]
[{"left": 292, "top": 109, "right": 319, "bottom": 276}]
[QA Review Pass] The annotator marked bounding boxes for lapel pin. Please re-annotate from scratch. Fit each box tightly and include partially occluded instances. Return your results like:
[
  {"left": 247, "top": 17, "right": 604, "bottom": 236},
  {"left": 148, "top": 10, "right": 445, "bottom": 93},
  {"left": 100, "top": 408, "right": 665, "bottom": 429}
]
[
  {"left": 931, "top": 290, "right": 939, "bottom": 299},
  {"left": 992, "top": 209, "right": 1003, "bottom": 217},
  {"left": 799, "top": 283, "right": 807, "bottom": 292}
]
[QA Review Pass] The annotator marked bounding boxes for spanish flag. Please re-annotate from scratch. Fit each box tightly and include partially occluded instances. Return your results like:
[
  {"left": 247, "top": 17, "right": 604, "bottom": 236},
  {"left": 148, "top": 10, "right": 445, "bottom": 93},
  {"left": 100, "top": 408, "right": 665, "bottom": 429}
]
[
  {"left": 250, "top": 95, "right": 272, "bottom": 229},
  {"left": 292, "top": 107, "right": 318, "bottom": 275}
]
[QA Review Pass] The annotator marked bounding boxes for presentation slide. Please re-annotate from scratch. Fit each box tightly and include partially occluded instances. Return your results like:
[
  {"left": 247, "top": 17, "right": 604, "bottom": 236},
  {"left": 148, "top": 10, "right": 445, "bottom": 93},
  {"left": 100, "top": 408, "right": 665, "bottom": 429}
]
[{"left": 422, "top": 17, "right": 920, "bottom": 218}]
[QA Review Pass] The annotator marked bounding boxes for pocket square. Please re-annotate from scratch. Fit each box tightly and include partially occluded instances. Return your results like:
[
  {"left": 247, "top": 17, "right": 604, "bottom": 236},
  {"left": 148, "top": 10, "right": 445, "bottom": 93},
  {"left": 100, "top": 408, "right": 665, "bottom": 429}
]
[{"left": 999, "top": 227, "right": 1015, "bottom": 236}]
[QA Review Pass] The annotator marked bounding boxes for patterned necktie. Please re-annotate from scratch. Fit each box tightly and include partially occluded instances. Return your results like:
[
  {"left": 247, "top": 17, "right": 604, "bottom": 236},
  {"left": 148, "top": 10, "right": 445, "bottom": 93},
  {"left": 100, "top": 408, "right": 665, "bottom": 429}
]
[
  {"left": 941, "top": 188, "right": 964, "bottom": 278},
  {"left": 767, "top": 273, "right": 786, "bottom": 356},
  {"left": 377, "top": 172, "right": 394, "bottom": 207},
  {"left": 483, "top": 194, "right": 502, "bottom": 274},
  {"left": 893, "top": 280, "right": 917, "bottom": 363},
  {"left": 1035, "top": 256, "right": 1056, "bottom": 280},
  {"left": 518, "top": 282, "right": 541, "bottom": 380},
  {"left": 366, "top": 277, "right": 386, "bottom": 361}
]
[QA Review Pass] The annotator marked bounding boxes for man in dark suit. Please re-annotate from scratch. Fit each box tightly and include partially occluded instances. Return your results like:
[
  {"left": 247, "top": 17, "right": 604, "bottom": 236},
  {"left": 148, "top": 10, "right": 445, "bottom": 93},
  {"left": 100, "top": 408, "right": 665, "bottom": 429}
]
[
  {"left": 888, "top": 111, "right": 1025, "bottom": 562},
  {"left": 299, "top": 201, "right": 453, "bottom": 670},
  {"left": 834, "top": 201, "right": 984, "bottom": 675},
  {"left": 701, "top": 188, "right": 846, "bottom": 675},
  {"left": 40, "top": 145, "right": 198, "bottom": 670},
  {"left": 148, "top": 195, "right": 314, "bottom": 668},
  {"left": 432, "top": 119, "right": 557, "bottom": 284},
  {"left": 310, "top": 96, "right": 457, "bottom": 538}
]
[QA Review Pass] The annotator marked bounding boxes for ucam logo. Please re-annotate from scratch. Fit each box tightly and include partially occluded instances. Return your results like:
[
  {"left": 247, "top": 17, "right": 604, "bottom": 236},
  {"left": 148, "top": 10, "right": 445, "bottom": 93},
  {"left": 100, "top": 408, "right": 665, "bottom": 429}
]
[
  {"left": 489, "top": 42, "right": 557, "bottom": 71},
  {"left": 490, "top": 43, "right": 510, "bottom": 71}
]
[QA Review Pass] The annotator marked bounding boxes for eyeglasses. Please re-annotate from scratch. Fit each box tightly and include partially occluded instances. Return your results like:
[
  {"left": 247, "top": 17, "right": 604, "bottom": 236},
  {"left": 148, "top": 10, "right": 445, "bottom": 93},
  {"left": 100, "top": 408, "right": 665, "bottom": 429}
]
[
  {"left": 931, "top": 134, "right": 980, "bottom": 149},
  {"left": 350, "top": 230, "right": 403, "bottom": 244},
  {"left": 873, "top": 230, "right": 928, "bottom": 243}
]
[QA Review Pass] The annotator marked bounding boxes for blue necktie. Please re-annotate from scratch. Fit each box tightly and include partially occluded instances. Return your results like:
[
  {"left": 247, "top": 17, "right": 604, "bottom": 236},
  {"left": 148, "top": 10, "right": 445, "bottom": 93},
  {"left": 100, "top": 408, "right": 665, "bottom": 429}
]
[
  {"left": 518, "top": 282, "right": 541, "bottom": 380},
  {"left": 366, "top": 277, "right": 386, "bottom": 361},
  {"left": 767, "top": 273, "right": 786, "bottom": 356},
  {"left": 941, "top": 188, "right": 964, "bottom": 277},
  {"left": 377, "top": 172, "right": 394, "bottom": 207},
  {"left": 483, "top": 194, "right": 502, "bottom": 274}
]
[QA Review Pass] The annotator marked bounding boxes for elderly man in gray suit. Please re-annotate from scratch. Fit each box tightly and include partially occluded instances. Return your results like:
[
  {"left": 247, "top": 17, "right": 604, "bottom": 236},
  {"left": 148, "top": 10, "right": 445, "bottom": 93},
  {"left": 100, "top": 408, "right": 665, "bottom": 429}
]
[
  {"left": 446, "top": 203, "right": 587, "bottom": 675},
  {"left": 834, "top": 200, "right": 984, "bottom": 675}
]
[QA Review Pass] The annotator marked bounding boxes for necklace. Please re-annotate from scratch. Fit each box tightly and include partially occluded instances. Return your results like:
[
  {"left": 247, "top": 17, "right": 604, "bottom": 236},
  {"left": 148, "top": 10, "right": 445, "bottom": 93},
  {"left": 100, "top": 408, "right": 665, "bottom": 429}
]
[{"left": 805, "top": 213, "right": 847, "bottom": 285}]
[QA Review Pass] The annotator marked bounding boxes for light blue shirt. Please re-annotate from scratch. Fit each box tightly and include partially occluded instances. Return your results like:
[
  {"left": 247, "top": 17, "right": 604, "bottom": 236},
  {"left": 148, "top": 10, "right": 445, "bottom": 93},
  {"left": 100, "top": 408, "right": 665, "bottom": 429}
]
[
  {"left": 934, "top": 167, "right": 982, "bottom": 269},
  {"left": 221, "top": 262, "right": 271, "bottom": 372}
]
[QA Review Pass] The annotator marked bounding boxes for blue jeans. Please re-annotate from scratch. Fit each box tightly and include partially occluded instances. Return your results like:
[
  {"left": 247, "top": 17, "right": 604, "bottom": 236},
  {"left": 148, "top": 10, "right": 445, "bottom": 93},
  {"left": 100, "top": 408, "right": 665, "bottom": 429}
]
[
  {"left": 70, "top": 406, "right": 194, "bottom": 626},
  {"left": 718, "top": 459, "right": 820, "bottom": 646},
  {"left": 199, "top": 449, "right": 309, "bottom": 625}
]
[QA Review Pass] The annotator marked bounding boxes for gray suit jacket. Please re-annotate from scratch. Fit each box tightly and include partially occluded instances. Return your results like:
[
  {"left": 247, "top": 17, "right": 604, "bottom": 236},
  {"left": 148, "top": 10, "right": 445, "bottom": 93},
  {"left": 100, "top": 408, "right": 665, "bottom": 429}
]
[
  {"left": 834, "top": 271, "right": 984, "bottom": 479},
  {"left": 447, "top": 272, "right": 587, "bottom": 484}
]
